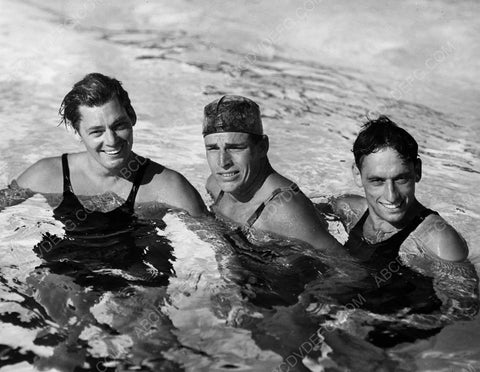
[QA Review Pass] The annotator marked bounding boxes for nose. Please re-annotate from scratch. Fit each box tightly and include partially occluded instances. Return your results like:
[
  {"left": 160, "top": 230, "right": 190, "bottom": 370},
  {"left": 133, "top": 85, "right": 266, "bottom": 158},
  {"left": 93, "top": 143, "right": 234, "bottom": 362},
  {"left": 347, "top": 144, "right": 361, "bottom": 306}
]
[
  {"left": 104, "top": 128, "right": 117, "bottom": 146},
  {"left": 384, "top": 181, "right": 399, "bottom": 203},
  {"left": 218, "top": 150, "right": 233, "bottom": 169}
]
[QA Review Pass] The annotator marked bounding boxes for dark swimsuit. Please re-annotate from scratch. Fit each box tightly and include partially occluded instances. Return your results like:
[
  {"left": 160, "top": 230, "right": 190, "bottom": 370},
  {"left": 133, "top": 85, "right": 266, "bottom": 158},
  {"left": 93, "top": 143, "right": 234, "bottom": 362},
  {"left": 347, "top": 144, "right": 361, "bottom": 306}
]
[
  {"left": 214, "top": 183, "right": 327, "bottom": 308},
  {"left": 53, "top": 153, "right": 150, "bottom": 237},
  {"left": 213, "top": 183, "right": 300, "bottom": 228},
  {"left": 343, "top": 208, "right": 443, "bottom": 346},
  {"left": 342, "top": 208, "right": 445, "bottom": 346},
  {"left": 34, "top": 154, "right": 175, "bottom": 289},
  {"left": 344, "top": 208, "right": 438, "bottom": 269}
]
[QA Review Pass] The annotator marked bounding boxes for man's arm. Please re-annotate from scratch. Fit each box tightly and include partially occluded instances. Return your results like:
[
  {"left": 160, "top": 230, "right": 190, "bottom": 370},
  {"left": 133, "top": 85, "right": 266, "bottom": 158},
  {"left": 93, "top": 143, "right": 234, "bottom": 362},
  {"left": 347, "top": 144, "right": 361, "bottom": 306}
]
[
  {"left": 415, "top": 214, "right": 469, "bottom": 262},
  {"left": 160, "top": 169, "right": 207, "bottom": 217},
  {"left": 15, "top": 157, "right": 62, "bottom": 193},
  {"left": 0, "top": 181, "right": 35, "bottom": 212},
  {"left": 256, "top": 192, "right": 343, "bottom": 252},
  {"left": 328, "top": 194, "right": 367, "bottom": 233}
]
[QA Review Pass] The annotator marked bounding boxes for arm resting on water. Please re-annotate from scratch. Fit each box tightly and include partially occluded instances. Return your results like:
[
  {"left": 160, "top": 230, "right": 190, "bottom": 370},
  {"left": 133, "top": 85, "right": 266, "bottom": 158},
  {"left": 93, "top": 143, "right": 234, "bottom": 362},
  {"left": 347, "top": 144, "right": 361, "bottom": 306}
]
[
  {"left": 0, "top": 181, "right": 35, "bottom": 212},
  {"left": 156, "top": 169, "right": 207, "bottom": 218},
  {"left": 327, "top": 194, "right": 367, "bottom": 233},
  {"left": 411, "top": 213, "right": 469, "bottom": 262},
  {"left": 255, "top": 191, "right": 344, "bottom": 252},
  {"left": 15, "top": 157, "right": 62, "bottom": 194}
]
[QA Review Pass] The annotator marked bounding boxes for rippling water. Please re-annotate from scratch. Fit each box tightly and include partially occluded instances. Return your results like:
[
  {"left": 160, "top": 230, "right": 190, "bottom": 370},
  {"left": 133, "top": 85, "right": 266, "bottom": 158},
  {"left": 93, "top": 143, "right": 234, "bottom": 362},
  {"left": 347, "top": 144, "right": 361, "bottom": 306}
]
[{"left": 1, "top": 0, "right": 480, "bottom": 371}]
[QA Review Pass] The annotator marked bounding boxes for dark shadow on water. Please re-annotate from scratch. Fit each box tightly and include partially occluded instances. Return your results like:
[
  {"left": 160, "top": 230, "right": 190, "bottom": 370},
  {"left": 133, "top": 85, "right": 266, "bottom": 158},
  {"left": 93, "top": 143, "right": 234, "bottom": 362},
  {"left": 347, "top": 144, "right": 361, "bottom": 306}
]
[
  {"left": 223, "top": 228, "right": 329, "bottom": 308},
  {"left": 33, "top": 219, "right": 175, "bottom": 291},
  {"left": 218, "top": 221, "right": 478, "bottom": 371},
  {"left": 24, "top": 215, "right": 184, "bottom": 372}
]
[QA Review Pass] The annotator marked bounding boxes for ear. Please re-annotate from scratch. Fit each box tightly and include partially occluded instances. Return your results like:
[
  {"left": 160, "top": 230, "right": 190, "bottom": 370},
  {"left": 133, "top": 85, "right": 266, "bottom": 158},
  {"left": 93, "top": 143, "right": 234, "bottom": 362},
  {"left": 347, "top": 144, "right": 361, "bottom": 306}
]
[
  {"left": 414, "top": 158, "right": 422, "bottom": 182},
  {"left": 352, "top": 163, "right": 363, "bottom": 187}
]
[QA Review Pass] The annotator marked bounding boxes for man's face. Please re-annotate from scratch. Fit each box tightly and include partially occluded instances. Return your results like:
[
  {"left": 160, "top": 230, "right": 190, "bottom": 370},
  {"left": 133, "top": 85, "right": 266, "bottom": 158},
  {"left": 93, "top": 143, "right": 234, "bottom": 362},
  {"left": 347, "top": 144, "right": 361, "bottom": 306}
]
[
  {"left": 77, "top": 97, "right": 134, "bottom": 172},
  {"left": 353, "top": 147, "right": 421, "bottom": 227},
  {"left": 204, "top": 132, "right": 266, "bottom": 197}
]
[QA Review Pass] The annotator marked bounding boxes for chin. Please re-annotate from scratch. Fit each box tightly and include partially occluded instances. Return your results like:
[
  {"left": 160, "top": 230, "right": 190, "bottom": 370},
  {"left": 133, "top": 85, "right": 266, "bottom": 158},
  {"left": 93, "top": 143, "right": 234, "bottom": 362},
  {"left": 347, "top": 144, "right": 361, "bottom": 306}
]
[
  {"left": 216, "top": 180, "right": 238, "bottom": 194},
  {"left": 381, "top": 211, "right": 408, "bottom": 225}
]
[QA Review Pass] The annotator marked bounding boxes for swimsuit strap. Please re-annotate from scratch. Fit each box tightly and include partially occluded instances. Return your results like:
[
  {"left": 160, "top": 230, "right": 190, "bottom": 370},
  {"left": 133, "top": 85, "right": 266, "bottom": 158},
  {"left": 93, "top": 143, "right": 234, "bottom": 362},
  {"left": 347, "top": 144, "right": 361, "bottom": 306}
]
[
  {"left": 124, "top": 158, "right": 151, "bottom": 208},
  {"left": 246, "top": 183, "right": 300, "bottom": 227},
  {"left": 213, "top": 190, "right": 225, "bottom": 206},
  {"left": 61, "top": 153, "right": 74, "bottom": 194},
  {"left": 351, "top": 207, "right": 438, "bottom": 247},
  {"left": 350, "top": 208, "right": 369, "bottom": 234}
]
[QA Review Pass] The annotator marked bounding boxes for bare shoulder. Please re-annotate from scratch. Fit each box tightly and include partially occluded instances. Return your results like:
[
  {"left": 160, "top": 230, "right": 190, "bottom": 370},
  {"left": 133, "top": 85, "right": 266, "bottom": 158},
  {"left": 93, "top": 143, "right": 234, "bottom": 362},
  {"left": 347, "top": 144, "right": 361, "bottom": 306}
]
[
  {"left": 414, "top": 213, "right": 469, "bottom": 262},
  {"left": 206, "top": 173, "right": 221, "bottom": 201},
  {"left": 15, "top": 156, "right": 63, "bottom": 193},
  {"left": 329, "top": 194, "right": 367, "bottom": 232},
  {"left": 147, "top": 163, "right": 206, "bottom": 217},
  {"left": 256, "top": 176, "right": 341, "bottom": 251}
]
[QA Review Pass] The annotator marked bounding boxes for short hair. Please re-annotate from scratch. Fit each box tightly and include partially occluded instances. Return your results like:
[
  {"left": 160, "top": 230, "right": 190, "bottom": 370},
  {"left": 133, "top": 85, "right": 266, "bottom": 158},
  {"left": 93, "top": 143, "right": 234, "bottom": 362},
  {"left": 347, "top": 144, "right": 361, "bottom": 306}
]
[
  {"left": 353, "top": 115, "right": 418, "bottom": 169},
  {"left": 59, "top": 73, "right": 136, "bottom": 131}
]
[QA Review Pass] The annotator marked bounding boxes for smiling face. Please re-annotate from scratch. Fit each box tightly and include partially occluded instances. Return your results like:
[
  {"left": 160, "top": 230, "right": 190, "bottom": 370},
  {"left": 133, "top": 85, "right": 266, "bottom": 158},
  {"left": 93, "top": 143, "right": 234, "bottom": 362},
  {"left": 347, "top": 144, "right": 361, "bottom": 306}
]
[
  {"left": 353, "top": 147, "right": 421, "bottom": 227},
  {"left": 204, "top": 132, "right": 267, "bottom": 197},
  {"left": 77, "top": 97, "right": 134, "bottom": 172}
]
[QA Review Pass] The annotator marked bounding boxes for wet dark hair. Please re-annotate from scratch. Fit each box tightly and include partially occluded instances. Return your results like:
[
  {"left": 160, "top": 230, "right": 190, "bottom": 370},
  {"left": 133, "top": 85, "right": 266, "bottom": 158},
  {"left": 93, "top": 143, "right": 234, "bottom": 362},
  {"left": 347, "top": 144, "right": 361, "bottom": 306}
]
[
  {"left": 353, "top": 115, "right": 418, "bottom": 169},
  {"left": 59, "top": 73, "right": 137, "bottom": 131}
]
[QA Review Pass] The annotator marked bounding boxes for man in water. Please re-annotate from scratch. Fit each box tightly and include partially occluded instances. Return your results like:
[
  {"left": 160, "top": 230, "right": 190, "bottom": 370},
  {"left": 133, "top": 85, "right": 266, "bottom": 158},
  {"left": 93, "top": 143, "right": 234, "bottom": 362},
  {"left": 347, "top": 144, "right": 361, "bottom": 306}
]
[
  {"left": 203, "top": 95, "right": 340, "bottom": 251},
  {"left": 331, "top": 115, "right": 468, "bottom": 263},
  {"left": 14, "top": 73, "right": 206, "bottom": 218},
  {"left": 317, "top": 116, "right": 480, "bottom": 349}
]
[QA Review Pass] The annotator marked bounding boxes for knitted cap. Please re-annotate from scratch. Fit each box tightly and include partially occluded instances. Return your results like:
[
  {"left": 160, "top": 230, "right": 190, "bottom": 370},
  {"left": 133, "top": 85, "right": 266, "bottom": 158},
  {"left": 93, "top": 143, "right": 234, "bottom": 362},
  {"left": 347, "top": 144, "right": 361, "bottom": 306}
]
[{"left": 203, "top": 95, "right": 263, "bottom": 136}]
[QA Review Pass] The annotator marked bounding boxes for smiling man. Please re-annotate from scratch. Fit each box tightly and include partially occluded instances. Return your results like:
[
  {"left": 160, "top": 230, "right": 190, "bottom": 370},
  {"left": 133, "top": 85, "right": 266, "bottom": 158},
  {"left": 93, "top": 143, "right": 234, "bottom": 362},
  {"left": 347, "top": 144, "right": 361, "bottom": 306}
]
[
  {"left": 331, "top": 116, "right": 468, "bottom": 263},
  {"left": 15, "top": 73, "right": 206, "bottom": 220},
  {"left": 203, "top": 95, "right": 340, "bottom": 251}
]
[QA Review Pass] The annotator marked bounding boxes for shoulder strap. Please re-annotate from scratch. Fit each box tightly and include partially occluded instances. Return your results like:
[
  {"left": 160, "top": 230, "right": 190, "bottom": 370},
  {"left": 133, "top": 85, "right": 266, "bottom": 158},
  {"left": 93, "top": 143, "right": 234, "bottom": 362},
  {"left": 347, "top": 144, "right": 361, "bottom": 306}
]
[
  {"left": 400, "top": 208, "right": 438, "bottom": 237},
  {"left": 61, "top": 153, "right": 73, "bottom": 194},
  {"left": 125, "top": 158, "right": 150, "bottom": 207},
  {"left": 246, "top": 183, "right": 300, "bottom": 227},
  {"left": 213, "top": 190, "right": 225, "bottom": 206},
  {"left": 350, "top": 208, "right": 369, "bottom": 234},
  {"left": 360, "top": 208, "right": 437, "bottom": 247}
]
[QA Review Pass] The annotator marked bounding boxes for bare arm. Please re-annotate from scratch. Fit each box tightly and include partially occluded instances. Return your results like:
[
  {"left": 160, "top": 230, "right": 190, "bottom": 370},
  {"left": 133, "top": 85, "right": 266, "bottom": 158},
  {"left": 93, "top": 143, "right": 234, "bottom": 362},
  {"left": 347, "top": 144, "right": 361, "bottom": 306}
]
[
  {"left": 328, "top": 194, "right": 367, "bottom": 233},
  {"left": 160, "top": 170, "right": 207, "bottom": 217},
  {"left": 15, "top": 157, "right": 62, "bottom": 193},
  {"left": 0, "top": 181, "right": 35, "bottom": 212},
  {"left": 255, "top": 192, "right": 343, "bottom": 252},
  {"left": 413, "top": 214, "right": 469, "bottom": 262}
]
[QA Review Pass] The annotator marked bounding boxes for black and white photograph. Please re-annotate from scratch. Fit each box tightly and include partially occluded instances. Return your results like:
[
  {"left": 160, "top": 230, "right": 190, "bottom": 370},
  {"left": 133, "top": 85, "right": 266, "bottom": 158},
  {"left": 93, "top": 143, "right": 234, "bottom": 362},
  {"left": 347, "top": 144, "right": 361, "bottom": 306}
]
[{"left": 0, "top": 1, "right": 479, "bottom": 371}]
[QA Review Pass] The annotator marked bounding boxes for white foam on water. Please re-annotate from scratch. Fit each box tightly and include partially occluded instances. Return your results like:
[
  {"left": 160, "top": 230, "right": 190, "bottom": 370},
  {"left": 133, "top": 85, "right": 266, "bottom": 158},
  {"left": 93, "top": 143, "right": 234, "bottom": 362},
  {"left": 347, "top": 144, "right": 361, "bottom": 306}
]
[
  {"left": 161, "top": 212, "right": 282, "bottom": 370},
  {"left": 0, "top": 362, "right": 60, "bottom": 372}
]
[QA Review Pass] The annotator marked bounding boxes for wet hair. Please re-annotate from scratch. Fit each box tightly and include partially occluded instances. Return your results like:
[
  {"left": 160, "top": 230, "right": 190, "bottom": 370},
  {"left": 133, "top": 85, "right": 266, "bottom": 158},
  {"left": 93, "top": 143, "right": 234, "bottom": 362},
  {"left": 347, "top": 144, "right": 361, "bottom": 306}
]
[
  {"left": 59, "top": 73, "right": 136, "bottom": 131},
  {"left": 353, "top": 115, "right": 418, "bottom": 169}
]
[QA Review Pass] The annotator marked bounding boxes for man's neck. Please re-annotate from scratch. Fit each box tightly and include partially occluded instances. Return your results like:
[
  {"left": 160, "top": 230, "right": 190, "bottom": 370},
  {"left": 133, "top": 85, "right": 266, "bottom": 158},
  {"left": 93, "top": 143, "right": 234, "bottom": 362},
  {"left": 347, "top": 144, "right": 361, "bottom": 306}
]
[{"left": 230, "top": 161, "right": 273, "bottom": 203}]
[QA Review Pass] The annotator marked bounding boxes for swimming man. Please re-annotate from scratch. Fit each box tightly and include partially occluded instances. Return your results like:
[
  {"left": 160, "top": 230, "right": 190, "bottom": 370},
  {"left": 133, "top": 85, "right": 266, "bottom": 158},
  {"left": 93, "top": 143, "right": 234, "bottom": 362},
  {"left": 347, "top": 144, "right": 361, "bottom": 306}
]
[{"left": 203, "top": 95, "right": 340, "bottom": 251}]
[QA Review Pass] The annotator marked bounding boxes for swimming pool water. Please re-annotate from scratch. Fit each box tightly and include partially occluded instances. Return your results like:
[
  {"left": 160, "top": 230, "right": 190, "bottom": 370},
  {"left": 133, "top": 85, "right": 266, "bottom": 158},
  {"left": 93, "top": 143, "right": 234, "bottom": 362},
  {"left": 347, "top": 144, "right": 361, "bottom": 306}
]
[{"left": 1, "top": 1, "right": 480, "bottom": 371}]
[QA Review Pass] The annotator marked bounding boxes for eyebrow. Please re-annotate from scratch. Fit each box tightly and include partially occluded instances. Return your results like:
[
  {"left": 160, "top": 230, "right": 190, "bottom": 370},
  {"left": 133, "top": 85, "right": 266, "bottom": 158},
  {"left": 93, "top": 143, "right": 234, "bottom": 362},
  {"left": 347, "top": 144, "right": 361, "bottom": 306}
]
[{"left": 367, "top": 172, "right": 412, "bottom": 181}]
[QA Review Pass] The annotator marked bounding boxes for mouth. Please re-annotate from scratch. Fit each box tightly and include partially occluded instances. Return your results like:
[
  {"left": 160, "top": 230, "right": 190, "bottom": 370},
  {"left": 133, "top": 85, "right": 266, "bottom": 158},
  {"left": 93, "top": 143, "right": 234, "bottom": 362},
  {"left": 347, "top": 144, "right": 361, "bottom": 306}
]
[
  {"left": 380, "top": 200, "right": 405, "bottom": 210},
  {"left": 217, "top": 171, "right": 239, "bottom": 180},
  {"left": 102, "top": 144, "right": 124, "bottom": 156}
]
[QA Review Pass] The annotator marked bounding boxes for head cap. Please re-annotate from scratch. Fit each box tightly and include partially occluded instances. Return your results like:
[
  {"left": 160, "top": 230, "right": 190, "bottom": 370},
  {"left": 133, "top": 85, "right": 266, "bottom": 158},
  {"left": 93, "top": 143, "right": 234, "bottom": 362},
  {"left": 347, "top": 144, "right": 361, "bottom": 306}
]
[{"left": 203, "top": 95, "right": 263, "bottom": 136}]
